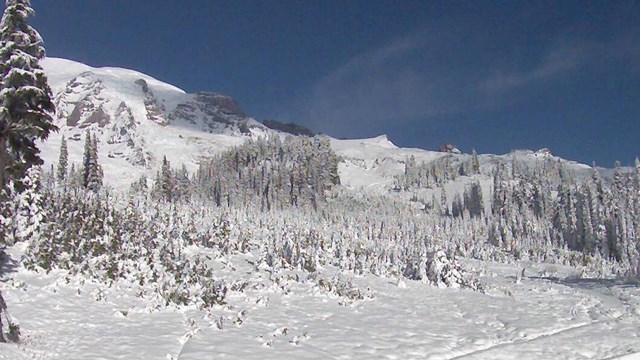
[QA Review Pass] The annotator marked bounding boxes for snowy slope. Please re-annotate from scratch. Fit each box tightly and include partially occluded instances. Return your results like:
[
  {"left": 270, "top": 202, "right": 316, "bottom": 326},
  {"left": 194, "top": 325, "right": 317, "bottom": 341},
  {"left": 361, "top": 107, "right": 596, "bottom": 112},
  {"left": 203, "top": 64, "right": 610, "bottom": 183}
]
[
  {"left": 331, "top": 135, "right": 445, "bottom": 190},
  {"left": 2, "top": 243, "right": 639, "bottom": 359}
]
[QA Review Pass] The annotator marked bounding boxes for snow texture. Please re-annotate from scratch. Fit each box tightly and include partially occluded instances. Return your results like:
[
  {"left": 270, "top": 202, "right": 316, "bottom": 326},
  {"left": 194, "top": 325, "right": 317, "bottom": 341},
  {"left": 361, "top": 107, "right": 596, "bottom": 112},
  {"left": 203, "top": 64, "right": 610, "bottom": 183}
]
[{"left": 2, "top": 243, "right": 639, "bottom": 359}]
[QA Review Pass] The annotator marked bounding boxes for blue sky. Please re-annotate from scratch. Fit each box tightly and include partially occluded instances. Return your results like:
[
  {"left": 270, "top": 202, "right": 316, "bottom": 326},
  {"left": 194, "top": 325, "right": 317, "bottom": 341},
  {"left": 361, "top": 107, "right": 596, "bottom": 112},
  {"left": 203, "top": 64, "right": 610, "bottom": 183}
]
[{"left": 31, "top": 0, "right": 639, "bottom": 166}]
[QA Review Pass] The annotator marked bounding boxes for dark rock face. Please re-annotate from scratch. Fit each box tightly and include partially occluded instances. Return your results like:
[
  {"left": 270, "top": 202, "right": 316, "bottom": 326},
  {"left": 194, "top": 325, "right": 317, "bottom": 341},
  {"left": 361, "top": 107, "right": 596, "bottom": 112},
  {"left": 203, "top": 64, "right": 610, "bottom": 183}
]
[
  {"left": 57, "top": 72, "right": 109, "bottom": 128},
  {"left": 263, "top": 120, "right": 315, "bottom": 137},
  {"left": 195, "top": 92, "right": 246, "bottom": 117},
  {"left": 135, "top": 79, "right": 168, "bottom": 126},
  {"left": 168, "top": 92, "right": 248, "bottom": 133}
]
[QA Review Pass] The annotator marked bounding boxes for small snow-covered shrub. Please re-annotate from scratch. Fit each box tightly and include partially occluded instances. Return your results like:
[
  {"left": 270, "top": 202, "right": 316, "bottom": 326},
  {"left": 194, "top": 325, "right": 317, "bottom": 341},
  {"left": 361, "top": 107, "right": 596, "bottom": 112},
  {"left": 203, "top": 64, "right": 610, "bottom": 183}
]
[
  {"left": 310, "top": 273, "right": 374, "bottom": 305},
  {"left": 404, "top": 250, "right": 482, "bottom": 291},
  {"left": 426, "top": 250, "right": 467, "bottom": 289}
]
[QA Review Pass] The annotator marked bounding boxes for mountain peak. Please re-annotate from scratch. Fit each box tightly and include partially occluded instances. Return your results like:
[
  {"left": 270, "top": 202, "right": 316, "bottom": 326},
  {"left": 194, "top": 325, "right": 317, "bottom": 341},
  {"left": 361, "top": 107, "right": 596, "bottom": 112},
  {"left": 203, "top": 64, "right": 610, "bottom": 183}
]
[{"left": 38, "top": 57, "right": 256, "bottom": 181}]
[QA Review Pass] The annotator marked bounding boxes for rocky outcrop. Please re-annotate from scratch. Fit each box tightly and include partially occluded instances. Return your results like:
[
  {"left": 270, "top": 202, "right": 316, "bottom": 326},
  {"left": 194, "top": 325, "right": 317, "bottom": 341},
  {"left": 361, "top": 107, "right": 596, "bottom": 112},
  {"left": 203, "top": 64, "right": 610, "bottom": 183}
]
[
  {"left": 438, "top": 144, "right": 461, "bottom": 154},
  {"left": 168, "top": 92, "right": 248, "bottom": 134},
  {"left": 106, "top": 102, "right": 152, "bottom": 167},
  {"left": 56, "top": 72, "right": 110, "bottom": 128},
  {"left": 135, "top": 79, "right": 168, "bottom": 126},
  {"left": 263, "top": 119, "right": 315, "bottom": 137}
]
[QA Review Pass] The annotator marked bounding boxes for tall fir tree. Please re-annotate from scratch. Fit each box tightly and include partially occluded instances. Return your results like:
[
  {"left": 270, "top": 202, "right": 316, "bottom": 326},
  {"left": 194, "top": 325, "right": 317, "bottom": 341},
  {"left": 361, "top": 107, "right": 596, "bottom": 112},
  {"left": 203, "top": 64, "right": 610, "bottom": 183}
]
[
  {"left": 56, "top": 135, "right": 67, "bottom": 181},
  {"left": 635, "top": 158, "right": 640, "bottom": 189},
  {"left": 471, "top": 149, "right": 480, "bottom": 175},
  {"left": 89, "top": 132, "right": 102, "bottom": 189},
  {"left": 0, "top": 1, "right": 53, "bottom": 342},
  {"left": 0, "top": 0, "right": 56, "bottom": 192},
  {"left": 82, "top": 130, "right": 101, "bottom": 191},
  {"left": 158, "top": 155, "right": 174, "bottom": 201}
]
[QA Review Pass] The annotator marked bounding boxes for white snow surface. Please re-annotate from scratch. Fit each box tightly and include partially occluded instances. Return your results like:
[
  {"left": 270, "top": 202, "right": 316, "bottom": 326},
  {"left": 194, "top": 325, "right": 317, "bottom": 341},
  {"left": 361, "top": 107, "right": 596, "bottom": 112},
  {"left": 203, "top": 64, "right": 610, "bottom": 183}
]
[
  {"left": 331, "top": 135, "right": 445, "bottom": 191},
  {"left": 2, "top": 243, "right": 639, "bottom": 359},
  {"left": 42, "top": 57, "right": 187, "bottom": 101}
]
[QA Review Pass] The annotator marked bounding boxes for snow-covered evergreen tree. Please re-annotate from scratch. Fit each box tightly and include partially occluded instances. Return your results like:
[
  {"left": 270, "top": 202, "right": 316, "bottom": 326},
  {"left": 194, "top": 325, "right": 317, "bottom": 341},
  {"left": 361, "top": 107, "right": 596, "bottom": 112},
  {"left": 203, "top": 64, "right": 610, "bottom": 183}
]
[
  {"left": 14, "top": 165, "right": 43, "bottom": 243},
  {"left": 81, "top": 130, "right": 101, "bottom": 191},
  {"left": 471, "top": 149, "right": 480, "bottom": 175},
  {"left": 0, "top": 1, "right": 53, "bottom": 342},
  {"left": 156, "top": 155, "right": 174, "bottom": 201},
  {"left": 56, "top": 135, "right": 67, "bottom": 181},
  {"left": 0, "top": 0, "right": 55, "bottom": 192}
]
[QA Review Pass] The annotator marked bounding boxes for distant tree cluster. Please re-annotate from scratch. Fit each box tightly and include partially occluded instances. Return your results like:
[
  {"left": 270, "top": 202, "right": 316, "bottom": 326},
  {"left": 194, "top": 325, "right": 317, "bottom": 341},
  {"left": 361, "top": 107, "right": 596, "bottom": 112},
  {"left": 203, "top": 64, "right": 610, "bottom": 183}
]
[
  {"left": 397, "top": 150, "right": 480, "bottom": 190},
  {"left": 149, "top": 135, "right": 341, "bottom": 210},
  {"left": 487, "top": 158, "right": 640, "bottom": 273}
]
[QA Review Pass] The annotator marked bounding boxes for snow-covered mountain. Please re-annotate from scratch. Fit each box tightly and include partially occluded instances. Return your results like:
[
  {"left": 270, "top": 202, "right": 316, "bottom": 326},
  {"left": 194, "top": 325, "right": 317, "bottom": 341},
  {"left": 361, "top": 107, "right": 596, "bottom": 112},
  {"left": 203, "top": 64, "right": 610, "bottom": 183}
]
[
  {"left": 39, "top": 57, "right": 596, "bottom": 190},
  {"left": 39, "top": 58, "right": 266, "bottom": 186}
]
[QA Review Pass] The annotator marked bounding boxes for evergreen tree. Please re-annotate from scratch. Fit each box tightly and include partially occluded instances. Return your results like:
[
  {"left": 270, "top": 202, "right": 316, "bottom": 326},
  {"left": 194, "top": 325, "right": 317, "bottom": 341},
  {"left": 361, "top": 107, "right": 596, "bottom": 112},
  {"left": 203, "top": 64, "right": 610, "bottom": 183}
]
[
  {"left": 175, "top": 163, "right": 191, "bottom": 200},
  {"left": 89, "top": 132, "right": 102, "bottom": 189},
  {"left": 0, "top": 2, "right": 52, "bottom": 342},
  {"left": 68, "top": 162, "right": 80, "bottom": 189},
  {"left": 471, "top": 149, "right": 480, "bottom": 175},
  {"left": 82, "top": 130, "right": 91, "bottom": 187},
  {"left": 56, "top": 135, "right": 67, "bottom": 181},
  {"left": 613, "top": 160, "right": 624, "bottom": 193},
  {"left": 0, "top": 0, "right": 55, "bottom": 192},
  {"left": 81, "top": 130, "right": 101, "bottom": 190},
  {"left": 0, "top": 178, "right": 16, "bottom": 245},
  {"left": 635, "top": 158, "right": 640, "bottom": 190},
  {"left": 464, "top": 181, "right": 483, "bottom": 218},
  {"left": 14, "top": 165, "right": 42, "bottom": 242},
  {"left": 158, "top": 155, "right": 174, "bottom": 201},
  {"left": 440, "top": 187, "right": 449, "bottom": 216}
]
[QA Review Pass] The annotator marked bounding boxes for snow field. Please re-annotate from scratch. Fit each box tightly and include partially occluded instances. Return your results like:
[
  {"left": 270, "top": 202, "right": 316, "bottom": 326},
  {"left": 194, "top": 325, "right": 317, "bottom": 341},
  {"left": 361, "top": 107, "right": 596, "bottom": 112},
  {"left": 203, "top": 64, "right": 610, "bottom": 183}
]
[{"left": 2, "top": 243, "right": 639, "bottom": 359}]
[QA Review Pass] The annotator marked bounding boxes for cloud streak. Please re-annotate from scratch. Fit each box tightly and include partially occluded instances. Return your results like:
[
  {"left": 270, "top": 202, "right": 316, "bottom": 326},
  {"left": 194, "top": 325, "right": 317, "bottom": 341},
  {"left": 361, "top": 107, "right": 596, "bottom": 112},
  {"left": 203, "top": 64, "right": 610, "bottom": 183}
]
[
  {"left": 290, "top": 26, "right": 639, "bottom": 139},
  {"left": 300, "top": 31, "right": 455, "bottom": 136}
]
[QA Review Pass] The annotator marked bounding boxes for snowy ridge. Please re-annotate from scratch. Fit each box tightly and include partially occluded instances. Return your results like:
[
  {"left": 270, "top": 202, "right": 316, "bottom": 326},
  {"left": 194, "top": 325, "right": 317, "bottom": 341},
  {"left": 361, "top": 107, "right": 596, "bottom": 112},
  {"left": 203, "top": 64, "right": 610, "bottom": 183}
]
[
  {"left": 39, "top": 57, "right": 602, "bottom": 192},
  {"left": 42, "top": 57, "right": 186, "bottom": 101},
  {"left": 331, "top": 135, "right": 444, "bottom": 190}
]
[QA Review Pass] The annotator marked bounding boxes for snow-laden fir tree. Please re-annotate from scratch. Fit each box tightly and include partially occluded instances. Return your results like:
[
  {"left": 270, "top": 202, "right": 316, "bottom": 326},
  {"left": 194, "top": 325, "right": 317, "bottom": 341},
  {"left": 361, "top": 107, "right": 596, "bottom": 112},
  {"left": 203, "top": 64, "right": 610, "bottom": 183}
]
[
  {"left": 471, "top": 149, "right": 480, "bottom": 175},
  {"left": 156, "top": 155, "right": 174, "bottom": 201},
  {"left": 82, "top": 129, "right": 101, "bottom": 190},
  {"left": 56, "top": 135, "right": 67, "bottom": 181},
  {"left": 0, "top": 0, "right": 53, "bottom": 343},
  {"left": 0, "top": 0, "right": 55, "bottom": 192},
  {"left": 440, "top": 187, "right": 449, "bottom": 216},
  {"left": 0, "top": 177, "right": 15, "bottom": 245},
  {"left": 14, "top": 164, "right": 42, "bottom": 243}
]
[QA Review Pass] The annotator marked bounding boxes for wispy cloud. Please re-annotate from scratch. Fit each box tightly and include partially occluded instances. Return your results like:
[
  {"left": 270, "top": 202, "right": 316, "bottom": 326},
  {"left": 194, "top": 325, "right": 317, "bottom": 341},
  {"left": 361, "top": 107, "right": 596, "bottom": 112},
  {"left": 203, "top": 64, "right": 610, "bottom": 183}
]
[
  {"left": 299, "top": 30, "right": 458, "bottom": 136},
  {"left": 480, "top": 43, "right": 584, "bottom": 94},
  {"left": 290, "top": 26, "right": 639, "bottom": 138}
]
